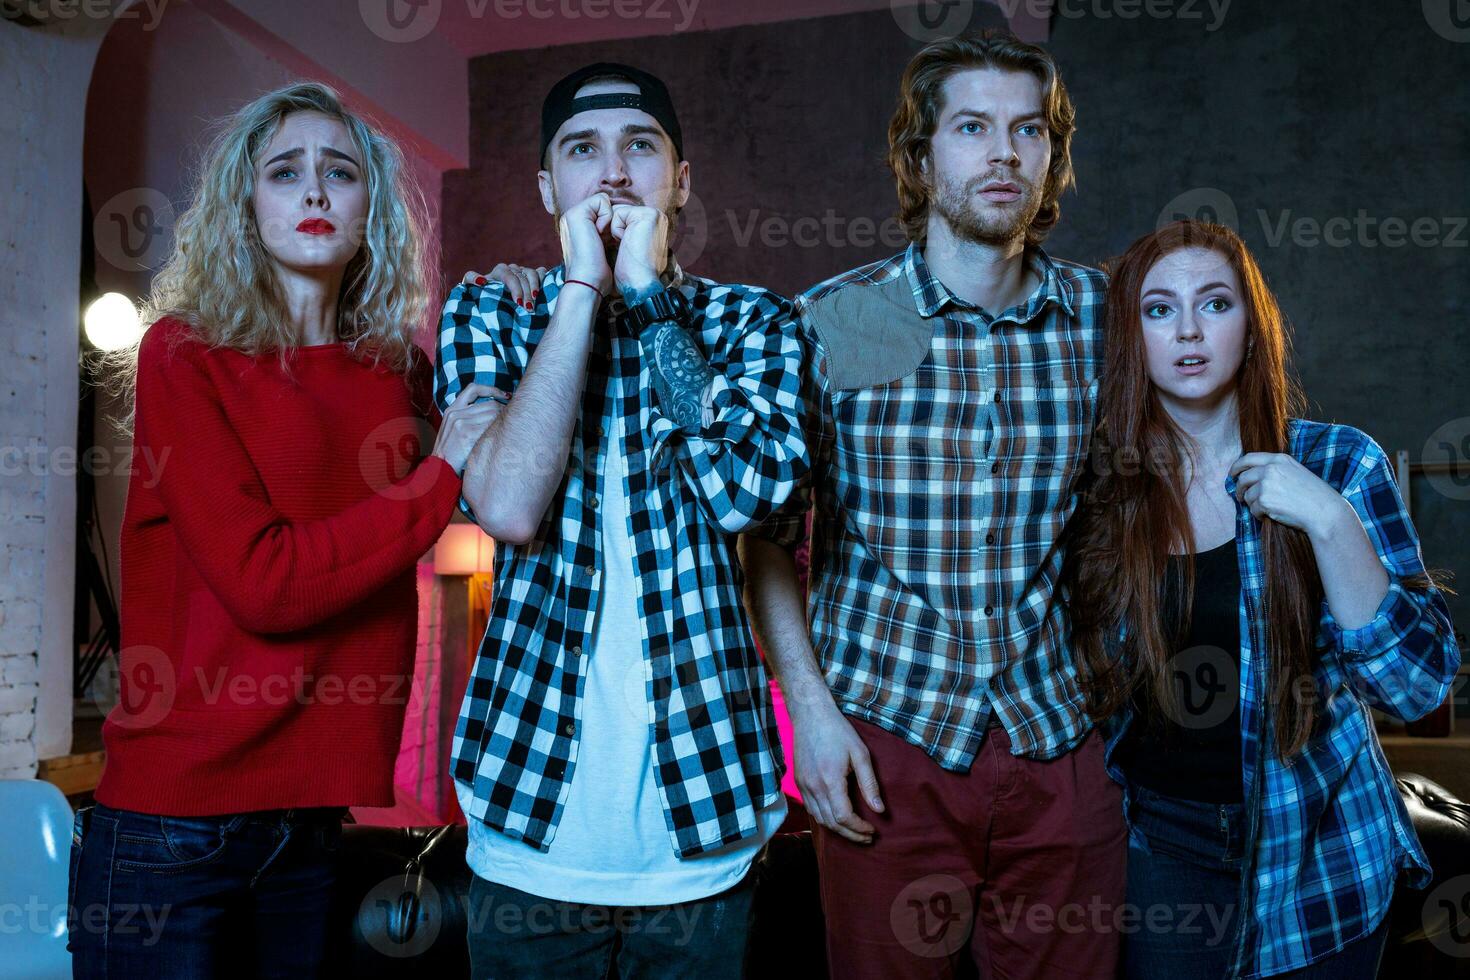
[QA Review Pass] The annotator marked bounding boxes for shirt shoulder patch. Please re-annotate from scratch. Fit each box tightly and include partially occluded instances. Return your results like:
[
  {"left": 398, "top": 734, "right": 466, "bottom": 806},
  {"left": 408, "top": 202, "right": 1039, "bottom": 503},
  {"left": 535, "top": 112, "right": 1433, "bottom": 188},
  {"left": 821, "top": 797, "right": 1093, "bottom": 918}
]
[{"left": 804, "top": 275, "right": 935, "bottom": 391}]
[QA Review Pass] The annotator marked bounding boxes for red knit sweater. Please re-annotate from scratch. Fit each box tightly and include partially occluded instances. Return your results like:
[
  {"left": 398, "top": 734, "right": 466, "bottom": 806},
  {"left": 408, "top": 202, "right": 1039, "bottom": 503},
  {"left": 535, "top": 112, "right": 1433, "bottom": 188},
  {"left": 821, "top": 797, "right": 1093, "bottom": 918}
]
[{"left": 96, "top": 317, "right": 463, "bottom": 815}]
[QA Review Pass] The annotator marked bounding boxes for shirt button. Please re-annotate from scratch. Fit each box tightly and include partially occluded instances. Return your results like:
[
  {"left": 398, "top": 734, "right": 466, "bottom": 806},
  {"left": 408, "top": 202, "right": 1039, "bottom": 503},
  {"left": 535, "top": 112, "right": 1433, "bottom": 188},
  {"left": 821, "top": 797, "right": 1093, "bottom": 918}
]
[
  {"left": 563, "top": 722, "right": 576, "bottom": 736},
  {"left": 984, "top": 605, "right": 995, "bottom": 616},
  {"left": 993, "top": 391, "right": 1000, "bottom": 403},
  {"left": 990, "top": 462, "right": 1000, "bottom": 474},
  {"left": 571, "top": 645, "right": 583, "bottom": 657},
  {"left": 584, "top": 564, "right": 596, "bottom": 577},
  {"left": 595, "top": 426, "right": 606, "bottom": 438},
  {"left": 985, "top": 533, "right": 995, "bottom": 545},
  {"left": 588, "top": 495, "right": 600, "bottom": 509}
]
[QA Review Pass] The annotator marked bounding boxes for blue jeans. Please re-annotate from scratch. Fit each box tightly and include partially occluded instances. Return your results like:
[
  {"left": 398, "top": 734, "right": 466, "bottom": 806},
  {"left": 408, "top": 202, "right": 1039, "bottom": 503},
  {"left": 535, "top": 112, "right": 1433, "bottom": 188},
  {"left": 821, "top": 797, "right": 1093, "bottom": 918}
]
[
  {"left": 466, "top": 872, "right": 756, "bottom": 979},
  {"left": 1124, "top": 783, "right": 1389, "bottom": 979},
  {"left": 67, "top": 802, "right": 344, "bottom": 979}
]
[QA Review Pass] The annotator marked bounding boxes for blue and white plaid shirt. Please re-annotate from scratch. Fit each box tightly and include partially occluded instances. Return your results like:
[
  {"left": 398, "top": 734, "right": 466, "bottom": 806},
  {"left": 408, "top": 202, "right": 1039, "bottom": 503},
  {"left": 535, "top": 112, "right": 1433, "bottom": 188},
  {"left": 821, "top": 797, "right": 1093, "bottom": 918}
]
[
  {"left": 436, "top": 265, "right": 807, "bottom": 858},
  {"left": 1102, "top": 418, "right": 1461, "bottom": 978}
]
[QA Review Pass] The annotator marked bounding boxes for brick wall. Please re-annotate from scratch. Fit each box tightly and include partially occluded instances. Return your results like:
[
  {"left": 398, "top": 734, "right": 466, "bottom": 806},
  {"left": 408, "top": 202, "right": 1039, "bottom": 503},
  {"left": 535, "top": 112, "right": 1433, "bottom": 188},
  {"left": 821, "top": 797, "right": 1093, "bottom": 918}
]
[{"left": 0, "top": 15, "right": 115, "bottom": 778}]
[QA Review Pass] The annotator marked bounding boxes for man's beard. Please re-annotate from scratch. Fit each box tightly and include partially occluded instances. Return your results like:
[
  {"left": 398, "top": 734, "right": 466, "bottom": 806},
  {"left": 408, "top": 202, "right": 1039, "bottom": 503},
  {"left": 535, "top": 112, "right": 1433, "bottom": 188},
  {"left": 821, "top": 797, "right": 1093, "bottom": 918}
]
[{"left": 932, "top": 171, "right": 1045, "bottom": 247}]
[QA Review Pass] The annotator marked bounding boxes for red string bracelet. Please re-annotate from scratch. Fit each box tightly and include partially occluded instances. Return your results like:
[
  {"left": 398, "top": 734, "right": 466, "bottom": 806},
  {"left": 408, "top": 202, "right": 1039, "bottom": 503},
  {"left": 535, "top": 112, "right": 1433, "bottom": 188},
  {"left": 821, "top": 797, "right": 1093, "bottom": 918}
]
[{"left": 563, "top": 278, "right": 604, "bottom": 299}]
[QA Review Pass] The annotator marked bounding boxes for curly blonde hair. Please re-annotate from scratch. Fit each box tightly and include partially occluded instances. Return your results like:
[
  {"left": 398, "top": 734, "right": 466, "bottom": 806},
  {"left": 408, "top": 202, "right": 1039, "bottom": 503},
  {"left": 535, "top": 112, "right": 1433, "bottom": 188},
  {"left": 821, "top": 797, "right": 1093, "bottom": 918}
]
[{"left": 102, "top": 81, "right": 436, "bottom": 426}]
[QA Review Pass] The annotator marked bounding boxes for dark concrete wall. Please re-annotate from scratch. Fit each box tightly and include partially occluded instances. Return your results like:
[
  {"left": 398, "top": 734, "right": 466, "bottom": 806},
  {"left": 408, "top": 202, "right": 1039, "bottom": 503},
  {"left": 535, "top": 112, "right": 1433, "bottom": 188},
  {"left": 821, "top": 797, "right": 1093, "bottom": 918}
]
[
  {"left": 442, "top": 5, "right": 1013, "bottom": 293},
  {"left": 443, "top": 0, "right": 1469, "bottom": 655}
]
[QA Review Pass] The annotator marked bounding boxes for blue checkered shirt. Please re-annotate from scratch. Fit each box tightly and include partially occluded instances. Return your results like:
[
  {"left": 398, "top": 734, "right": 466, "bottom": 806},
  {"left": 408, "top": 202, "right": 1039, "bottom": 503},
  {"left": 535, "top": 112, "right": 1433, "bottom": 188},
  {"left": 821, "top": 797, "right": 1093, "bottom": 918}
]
[
  {"left": 436, "top": 265, "right": 807, "bottom": 858},
  {"left": 1103, "top": 419, "right": 1461, "bottom": 977}
]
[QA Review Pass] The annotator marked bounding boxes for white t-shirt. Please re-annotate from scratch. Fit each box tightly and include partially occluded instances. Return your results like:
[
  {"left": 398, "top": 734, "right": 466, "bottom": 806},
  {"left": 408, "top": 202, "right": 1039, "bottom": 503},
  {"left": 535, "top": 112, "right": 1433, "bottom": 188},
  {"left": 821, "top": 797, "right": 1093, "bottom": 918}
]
[{"left": 458, "top": 414, "right": 784, "bottom": 905}]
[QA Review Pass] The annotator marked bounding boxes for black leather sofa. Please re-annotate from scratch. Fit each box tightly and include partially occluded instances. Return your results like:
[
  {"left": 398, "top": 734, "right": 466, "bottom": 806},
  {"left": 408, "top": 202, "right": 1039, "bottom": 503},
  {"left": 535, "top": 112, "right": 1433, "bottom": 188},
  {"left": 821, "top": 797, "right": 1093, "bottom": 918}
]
[{"left": 326, "top": 775, "right": 1470, "bottom": 978}]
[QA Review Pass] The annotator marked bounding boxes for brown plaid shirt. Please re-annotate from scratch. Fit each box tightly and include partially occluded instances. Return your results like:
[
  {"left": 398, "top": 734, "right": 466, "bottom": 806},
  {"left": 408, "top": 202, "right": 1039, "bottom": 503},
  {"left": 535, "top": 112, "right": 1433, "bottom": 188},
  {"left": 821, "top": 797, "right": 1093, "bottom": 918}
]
[{"left": 749, "top": 243, "right": 1107, "bottom": 769}]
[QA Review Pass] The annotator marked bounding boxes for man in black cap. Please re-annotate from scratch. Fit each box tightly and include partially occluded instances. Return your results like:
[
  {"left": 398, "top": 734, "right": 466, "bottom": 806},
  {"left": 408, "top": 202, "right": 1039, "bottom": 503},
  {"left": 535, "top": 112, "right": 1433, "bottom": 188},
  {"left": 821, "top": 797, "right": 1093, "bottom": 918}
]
[{"left": 436, "top": 64, "right": 807, "bottom": 978}]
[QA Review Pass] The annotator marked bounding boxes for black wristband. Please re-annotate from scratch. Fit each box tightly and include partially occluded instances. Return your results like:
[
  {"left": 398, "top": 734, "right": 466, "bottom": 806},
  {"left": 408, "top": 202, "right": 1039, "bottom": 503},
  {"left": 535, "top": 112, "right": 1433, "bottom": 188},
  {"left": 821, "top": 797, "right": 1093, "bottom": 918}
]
[{"left": 623, "top": 288, "right": 688, "bottom": 333}]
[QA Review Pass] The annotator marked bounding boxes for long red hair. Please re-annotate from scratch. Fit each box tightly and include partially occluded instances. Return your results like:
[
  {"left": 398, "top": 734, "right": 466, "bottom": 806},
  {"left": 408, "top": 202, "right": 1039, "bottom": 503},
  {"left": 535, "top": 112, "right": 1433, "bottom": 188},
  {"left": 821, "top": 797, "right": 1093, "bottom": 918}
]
[{"left": 1065, "top": 220, "right": 1324, "bottom": 758}]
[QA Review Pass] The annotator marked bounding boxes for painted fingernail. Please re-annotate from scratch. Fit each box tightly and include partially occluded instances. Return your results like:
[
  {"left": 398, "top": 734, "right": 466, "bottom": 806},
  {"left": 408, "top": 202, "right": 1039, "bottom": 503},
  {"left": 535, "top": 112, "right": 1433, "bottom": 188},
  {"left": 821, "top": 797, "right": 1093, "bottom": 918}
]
[{"left": 475, "top": 275, "right": 487, "bottom": 286}]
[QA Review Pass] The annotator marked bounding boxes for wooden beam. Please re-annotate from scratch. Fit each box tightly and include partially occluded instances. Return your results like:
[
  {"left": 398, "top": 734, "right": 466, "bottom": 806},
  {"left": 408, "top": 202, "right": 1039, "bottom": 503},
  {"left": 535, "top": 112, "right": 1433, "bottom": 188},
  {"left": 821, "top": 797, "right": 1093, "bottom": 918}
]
[{"left": 37, "top": 750, "right": 105, "bottom": 798}]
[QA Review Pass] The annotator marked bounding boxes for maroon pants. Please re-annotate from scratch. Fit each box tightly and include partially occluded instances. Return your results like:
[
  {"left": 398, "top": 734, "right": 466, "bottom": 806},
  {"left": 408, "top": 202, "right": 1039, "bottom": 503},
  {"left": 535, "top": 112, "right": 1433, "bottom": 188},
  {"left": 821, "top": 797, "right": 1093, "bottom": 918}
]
[{"left": 814, "top": 718, "right": 1126, "bottom": 980}]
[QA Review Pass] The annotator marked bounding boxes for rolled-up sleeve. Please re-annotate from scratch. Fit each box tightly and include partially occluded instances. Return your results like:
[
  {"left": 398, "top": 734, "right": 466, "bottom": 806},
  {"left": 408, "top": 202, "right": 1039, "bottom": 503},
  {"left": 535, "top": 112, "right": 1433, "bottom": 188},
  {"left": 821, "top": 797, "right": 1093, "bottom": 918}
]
[
  {"left": 646, "top": 287, "right": 809, "bottom": 534},
  {"left": 1327, "top": 436, "right": 1461, "bottom": 720}
]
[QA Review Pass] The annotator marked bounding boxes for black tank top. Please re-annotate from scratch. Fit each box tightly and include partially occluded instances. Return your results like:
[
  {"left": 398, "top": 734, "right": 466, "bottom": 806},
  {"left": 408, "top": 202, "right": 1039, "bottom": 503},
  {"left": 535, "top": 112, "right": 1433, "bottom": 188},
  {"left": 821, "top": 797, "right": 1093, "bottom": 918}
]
[{"left": 1115, "top": 537, "right": 1244, "bottom": 803}]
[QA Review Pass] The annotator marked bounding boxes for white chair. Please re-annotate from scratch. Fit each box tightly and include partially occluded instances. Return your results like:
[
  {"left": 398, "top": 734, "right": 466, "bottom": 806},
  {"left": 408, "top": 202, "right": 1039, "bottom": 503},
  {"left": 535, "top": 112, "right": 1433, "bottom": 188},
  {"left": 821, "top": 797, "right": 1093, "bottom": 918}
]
[{"left": 0, "top": 779, "right": 73, "bottom": 979}]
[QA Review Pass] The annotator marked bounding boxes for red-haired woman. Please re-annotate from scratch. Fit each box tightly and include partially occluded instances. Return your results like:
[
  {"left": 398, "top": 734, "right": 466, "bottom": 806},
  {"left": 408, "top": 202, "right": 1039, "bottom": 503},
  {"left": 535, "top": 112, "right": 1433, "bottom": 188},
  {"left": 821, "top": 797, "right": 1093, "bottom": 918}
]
[{"left": 1064, "top": 220, "right": 1459, "bottom": 979}]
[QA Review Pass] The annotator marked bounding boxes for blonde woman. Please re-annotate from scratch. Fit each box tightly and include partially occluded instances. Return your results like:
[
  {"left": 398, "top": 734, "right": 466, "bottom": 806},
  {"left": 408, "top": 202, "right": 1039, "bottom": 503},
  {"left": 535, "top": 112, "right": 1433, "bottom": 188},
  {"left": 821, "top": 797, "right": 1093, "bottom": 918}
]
[{"left": 68, "top": 82, "right": 500, "bottom": 977}]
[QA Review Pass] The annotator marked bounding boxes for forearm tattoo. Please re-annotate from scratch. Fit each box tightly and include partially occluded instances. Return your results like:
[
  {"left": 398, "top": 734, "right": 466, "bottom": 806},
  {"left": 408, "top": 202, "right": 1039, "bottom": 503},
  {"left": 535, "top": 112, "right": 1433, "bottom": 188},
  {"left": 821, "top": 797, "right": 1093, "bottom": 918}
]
[
  {"left": 640, "top": 317, "right": 715, "bottom": 430},
  {"left": 621, "top": 281, "right": 663, "bottom": 307}
]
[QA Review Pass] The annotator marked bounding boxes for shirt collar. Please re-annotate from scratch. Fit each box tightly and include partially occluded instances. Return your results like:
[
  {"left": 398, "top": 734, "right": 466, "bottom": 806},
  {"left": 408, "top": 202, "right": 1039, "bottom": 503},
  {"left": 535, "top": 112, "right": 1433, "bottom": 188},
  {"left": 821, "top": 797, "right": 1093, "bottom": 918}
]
[{"left": 903, "top": 240, "right": 1076, "bottom": 322}]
